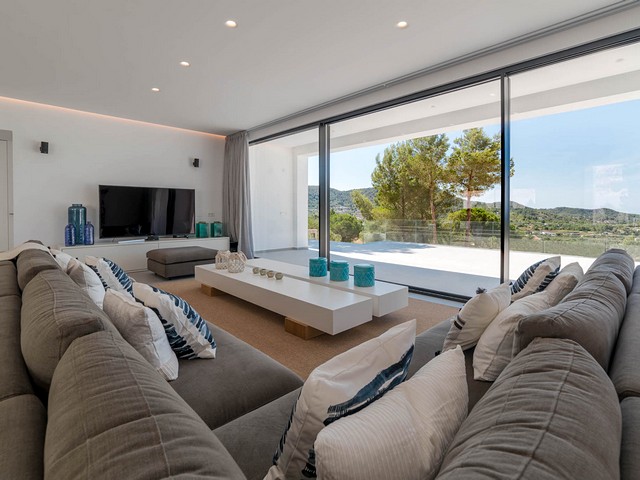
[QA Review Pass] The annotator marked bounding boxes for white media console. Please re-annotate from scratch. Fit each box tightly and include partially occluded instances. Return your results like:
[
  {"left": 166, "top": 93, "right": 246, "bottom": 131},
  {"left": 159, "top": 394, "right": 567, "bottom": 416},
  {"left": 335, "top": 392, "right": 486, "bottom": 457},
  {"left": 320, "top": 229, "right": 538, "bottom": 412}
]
[{"left": 58, "top": 237, "right": 229, "bottom": 272}]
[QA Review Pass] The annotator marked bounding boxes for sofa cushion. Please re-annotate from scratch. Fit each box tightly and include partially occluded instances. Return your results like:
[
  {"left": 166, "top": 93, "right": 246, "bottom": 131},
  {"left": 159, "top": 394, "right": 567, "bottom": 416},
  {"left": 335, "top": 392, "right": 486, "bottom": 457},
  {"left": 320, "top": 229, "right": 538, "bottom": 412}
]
[
  {"left": 631, "top": 265, "right": 640, "bottom": 295},
  {"left": 441, "top": 283, "right": 510, "bottom": 351},
  {"left": 133, "top": 283, "right": 217, "bottom": 359},
  {"left": 621, "top": 397, "right": 640, "bottom": 480},
  {"left": 511, "top": 256, "right": 560, "bottom": 301},
  {"left": 0, "top": 294, "right": 34, "bottom": 400},
  {"left": 103, "top": 289, "right": 179, "bottom": 381},
  {"left": 609, "top": 292, "right": 640, "bottom": 398},
  {"left": 0, "top": 394, "right": 46, "bottom": 480},
  {"left": 214, "top": 389, "right": 301, "bottom": 480},
  {"left": 314, "top": 346, "right": 467, "bottom": 480},
  {"left": 584, "top": 248, "right": 634, "bottom": 295},
  {"left": 86, "top": 256, "right": 134, "bottom": 296},
  {"left": 20, "top": 269, "right": 119, "bottom": 392},
  {"left": 66, "top": 258, "right": 106, "bottom": 308},
  {"left": 474, "top": 290, "right": 553, "bottom": 381},
  {"left": 436, "top": 338, "right": 621, "bottom": 480},
  {"left": 16, "top": 249, "right": 60, "bottom": 291},
  {"left": 0, "top": 261, "right": 20, "bottom": 297},
  {"left": 170, "top": 322, "right": 303, "bottom": 430},
  {"left": 266, "top": 320, "right": 415, "bottom": 480},
  {"left": 45, "top": 331, "right": 246, "bottom": 480},
  {"left": 513, "top": 270, "right": 627, "bottom": 370}
]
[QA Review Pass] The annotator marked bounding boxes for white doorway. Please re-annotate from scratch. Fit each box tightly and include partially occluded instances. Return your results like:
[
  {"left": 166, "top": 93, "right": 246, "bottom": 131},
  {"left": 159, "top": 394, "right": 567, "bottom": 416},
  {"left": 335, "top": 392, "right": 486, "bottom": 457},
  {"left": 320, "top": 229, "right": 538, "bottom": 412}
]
[{"left": 0, "top": 131, "right": 13, "bottom": 251}]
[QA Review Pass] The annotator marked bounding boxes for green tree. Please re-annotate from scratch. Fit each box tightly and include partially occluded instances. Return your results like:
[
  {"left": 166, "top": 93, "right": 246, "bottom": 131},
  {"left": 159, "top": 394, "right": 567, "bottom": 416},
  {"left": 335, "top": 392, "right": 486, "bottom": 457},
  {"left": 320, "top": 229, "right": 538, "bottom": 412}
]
[
  {"left": 406, "top": 134, "right": 449, "bottom": 243},
  {"left": 351, "top": 190, "right": 374, "bottom": 221},
  {"left": 371, "top": 142, "right": 415, "bottom": 219},
  {"left": 446, "top": 128, "right": 512, "bottom": 240},
  {"left": 330, "top": 212, "right": 363, "bottom": 243}
]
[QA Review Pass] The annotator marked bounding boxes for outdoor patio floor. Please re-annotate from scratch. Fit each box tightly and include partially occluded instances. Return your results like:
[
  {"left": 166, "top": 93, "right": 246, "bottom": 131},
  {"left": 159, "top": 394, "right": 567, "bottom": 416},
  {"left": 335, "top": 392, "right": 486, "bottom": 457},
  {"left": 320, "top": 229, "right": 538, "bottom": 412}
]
[{"left": 256, "top": 241, "right": 598, "bottom": 300}]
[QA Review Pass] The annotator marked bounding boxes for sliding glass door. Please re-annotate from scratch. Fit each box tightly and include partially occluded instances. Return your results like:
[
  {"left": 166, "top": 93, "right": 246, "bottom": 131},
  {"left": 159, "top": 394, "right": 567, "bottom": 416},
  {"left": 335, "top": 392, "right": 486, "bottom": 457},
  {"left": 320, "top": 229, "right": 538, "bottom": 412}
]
[
  {"left": 509, "top": 41, "right": 640, "bottom": 273},
  {"left": 327, "top": 81, "right": 503, "bottom": 297}
]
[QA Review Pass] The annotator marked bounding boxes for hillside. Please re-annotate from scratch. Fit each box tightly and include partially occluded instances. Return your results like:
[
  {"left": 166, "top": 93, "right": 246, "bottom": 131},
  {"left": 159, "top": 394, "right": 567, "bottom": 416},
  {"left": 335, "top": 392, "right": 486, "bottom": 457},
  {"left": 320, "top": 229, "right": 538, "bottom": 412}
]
[
  {"left": 309, "top": 186, "right": 640, "bottom": 232},
  {"left": 308, "top": 186, "right": 376, "bottom": 216}
]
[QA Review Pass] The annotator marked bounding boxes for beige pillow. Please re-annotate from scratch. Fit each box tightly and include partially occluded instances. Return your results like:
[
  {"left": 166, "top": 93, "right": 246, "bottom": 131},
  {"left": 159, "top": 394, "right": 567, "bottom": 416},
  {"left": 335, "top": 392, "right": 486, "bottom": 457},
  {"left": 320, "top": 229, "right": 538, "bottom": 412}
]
[
  {"left": 66, "top": 258, "right": 106, "bottom": 308},
  {"left": 315, "top": 346, "right": 467, "bottom": 480},
  {"left": 442, "top": 283, "right": 511, "bottom": 351},
  {"left": 266, "top": 320, "right": 416, "bottom": 480},
  {"left": 544, "top": 262, "right": 583, "bottom": 304},
  {"left": 511, "top": 256, "right": 561, "bottom": 301},
  {"left": 474, "top": 292, "right": 554, "bottom": 381},
  {"left": 103, "top": 290, "right": 178, "bottom": 381}
]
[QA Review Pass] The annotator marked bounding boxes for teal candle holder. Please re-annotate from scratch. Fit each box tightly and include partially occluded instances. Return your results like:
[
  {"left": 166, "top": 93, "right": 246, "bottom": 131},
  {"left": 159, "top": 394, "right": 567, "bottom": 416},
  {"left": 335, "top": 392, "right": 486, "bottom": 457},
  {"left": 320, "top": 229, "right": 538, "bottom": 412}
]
[
  {"left": 309, "top": 257, "right": 327, "bottom": 277},
  {"left": 354, "top": 264, "right": 375, "bottom": 287},
  {"left": 330, "top": 261, "right": 349, "bottom": 282}
]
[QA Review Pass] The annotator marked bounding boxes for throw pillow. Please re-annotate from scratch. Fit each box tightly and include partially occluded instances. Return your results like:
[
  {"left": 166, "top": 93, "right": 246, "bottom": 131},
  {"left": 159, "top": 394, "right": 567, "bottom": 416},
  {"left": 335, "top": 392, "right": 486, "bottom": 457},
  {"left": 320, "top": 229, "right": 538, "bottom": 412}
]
[
  {"left": 510, "top": 256, "right": 561, "bottom": 301},
  {"left": 314, "top": 346, "right": 467, "bottom": 480},
  {"left": 543, "top": 261, "right": 583, "bottom": 305},
  {"left": 442, "top": 283, "right": 511, "bottom": 352},
  {"left": 50, "top": 249, "right": 74, "bottom": 271},
  {"left": 85, "top": 256, "right": 134, "bottom": 296},
  {"left": 473, "top": 291, "right": 553, "bottom": 381},
  {"left": 103, "top": 289, "right": 179, "bottom": 381},
  {"left": 66, "top": 258, "right": 106, "bottom": 309},
  {"left": 133, "top": 283, "right": 216, "bottom": 359},
  {"left": 266, "top": 319, "right": 416, "bottom": 480}
]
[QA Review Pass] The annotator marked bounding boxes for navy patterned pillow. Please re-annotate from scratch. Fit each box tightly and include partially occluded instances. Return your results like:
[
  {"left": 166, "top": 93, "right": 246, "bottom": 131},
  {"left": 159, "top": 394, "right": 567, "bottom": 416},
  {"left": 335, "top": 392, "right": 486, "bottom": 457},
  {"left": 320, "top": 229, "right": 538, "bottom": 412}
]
[
  {"left": 132, "top": 283, "right": 216, "bottom": 359},
  {"left": 510, "top": 256, "right": 561, "bottom": 301},
  {"left": 85, "top": 256, "right": 134, "bottom": 296}
]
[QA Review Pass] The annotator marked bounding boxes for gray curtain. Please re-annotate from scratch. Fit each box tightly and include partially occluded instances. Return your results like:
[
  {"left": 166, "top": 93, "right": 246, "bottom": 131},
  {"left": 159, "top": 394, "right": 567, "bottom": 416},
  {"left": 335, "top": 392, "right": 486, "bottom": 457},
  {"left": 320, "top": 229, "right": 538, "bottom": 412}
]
[{"left": 222, "top": 131, "right": 254, "bottom": 258}]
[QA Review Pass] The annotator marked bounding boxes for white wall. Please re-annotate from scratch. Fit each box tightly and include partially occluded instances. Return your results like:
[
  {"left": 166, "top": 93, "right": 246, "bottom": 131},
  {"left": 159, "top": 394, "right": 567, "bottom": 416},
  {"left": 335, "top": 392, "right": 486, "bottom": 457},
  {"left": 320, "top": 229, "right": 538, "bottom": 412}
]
[
  {"left": 0, "top": 97, "right": 225, "bottom": 247},
  {"left": 250, "top": 143, "right": 308, "bottom": 251}
]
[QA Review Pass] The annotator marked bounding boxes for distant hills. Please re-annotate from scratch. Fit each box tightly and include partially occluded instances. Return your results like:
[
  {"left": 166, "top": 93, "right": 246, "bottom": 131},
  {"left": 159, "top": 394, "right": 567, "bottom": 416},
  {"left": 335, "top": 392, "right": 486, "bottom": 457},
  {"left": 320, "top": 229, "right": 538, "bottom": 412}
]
[{"left": 309, "top": 186, "right": 640, "bottom": 229}]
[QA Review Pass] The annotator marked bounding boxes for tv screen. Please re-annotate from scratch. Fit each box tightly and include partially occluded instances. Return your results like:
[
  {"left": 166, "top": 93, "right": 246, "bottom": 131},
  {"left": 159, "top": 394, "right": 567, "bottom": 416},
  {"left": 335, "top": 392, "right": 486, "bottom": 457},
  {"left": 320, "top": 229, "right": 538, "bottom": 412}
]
[{"left": 99, "top": 185, "right": 195, "bottom": 238}]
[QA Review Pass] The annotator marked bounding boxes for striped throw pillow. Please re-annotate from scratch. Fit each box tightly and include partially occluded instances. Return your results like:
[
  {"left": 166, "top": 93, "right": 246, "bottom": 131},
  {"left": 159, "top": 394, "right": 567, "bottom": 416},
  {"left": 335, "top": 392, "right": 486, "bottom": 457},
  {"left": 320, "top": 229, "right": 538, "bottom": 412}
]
[
  {"left": 510, "top": 256, "right": 561, "bottom": 301},
  {"left": 133, "top": 283, "right": 216, "bottom": 359},
  {"left": 85, "top": 256, "right": 134, "bottom": 296}
]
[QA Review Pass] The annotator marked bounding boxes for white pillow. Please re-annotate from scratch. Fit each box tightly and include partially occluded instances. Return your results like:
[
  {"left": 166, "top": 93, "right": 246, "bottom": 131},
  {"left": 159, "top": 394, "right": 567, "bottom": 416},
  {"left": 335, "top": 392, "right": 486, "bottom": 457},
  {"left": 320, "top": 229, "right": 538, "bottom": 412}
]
[
  {"left": 544, "top": 262, "right": 583, "bottom": 305},
  {"left": 103, "top": 290, "right": 179, "bottom": 381},
  {"left": 474, "top": 292, "right": 553, "bottom": 381},
  {"left": 266, "top": 319, "right": 416, "bottom": 480},
  {"left": 511, "top": 256, "right": 561, "bottom": 301},
  {"left": 50, "top": 249, "right": 74, "bottom": 271},
  {"left": 85, "top": 256, "right": 134, "bottom": 296},
  {"left": 442, "top": 283, "right": 511, "bottom": 351},
  {"left": 133, "top": 283, "right": 216, "bottom": 359},
  {"left": 66, "top": 258, "right": 106, "bottom": 309},
  {"left": 315, "top": 346, "right": 467, "bottom": 480}
]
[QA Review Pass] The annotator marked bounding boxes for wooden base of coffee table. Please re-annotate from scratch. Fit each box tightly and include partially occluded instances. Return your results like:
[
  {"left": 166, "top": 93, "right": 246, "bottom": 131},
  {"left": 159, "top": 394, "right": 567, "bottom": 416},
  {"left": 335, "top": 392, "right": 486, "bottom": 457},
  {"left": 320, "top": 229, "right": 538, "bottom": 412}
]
[
  {"left": 284, "top": 317, "right": 325, "bottom": 339},
  {"left": 201, "top": 284, "right": 226, "bottom": 296}
]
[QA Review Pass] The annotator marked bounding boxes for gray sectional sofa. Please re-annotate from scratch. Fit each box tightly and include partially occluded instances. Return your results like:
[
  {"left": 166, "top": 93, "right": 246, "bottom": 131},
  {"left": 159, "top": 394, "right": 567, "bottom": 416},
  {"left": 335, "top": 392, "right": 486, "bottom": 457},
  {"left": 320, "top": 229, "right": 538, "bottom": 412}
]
[{"left": 1, "top": 246, "right": 639, "bottom": 479}]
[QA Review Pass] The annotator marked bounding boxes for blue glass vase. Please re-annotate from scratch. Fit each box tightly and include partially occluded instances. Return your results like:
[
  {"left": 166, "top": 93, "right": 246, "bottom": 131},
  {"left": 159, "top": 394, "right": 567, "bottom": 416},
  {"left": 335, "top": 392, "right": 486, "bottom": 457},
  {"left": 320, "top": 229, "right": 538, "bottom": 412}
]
[
  {"left": 68, "top": 204, "right": 86, "bottom": 246},
  {"left": 84, "top": 221, "right": 94, "bottom": 245},
  {"left": 64, "top": 223, "right": 76, "bottom": 246}
]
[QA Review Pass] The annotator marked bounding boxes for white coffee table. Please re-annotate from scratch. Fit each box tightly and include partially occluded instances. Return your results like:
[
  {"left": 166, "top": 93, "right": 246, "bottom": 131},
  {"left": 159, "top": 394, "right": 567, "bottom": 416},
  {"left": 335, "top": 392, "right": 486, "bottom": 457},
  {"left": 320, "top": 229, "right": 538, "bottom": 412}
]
[
  {"left": 246, "top": 258, "right": 408, "bottom": 317},
  {"left": 195, "top": 264, "right": 373, "bottom": 339}
]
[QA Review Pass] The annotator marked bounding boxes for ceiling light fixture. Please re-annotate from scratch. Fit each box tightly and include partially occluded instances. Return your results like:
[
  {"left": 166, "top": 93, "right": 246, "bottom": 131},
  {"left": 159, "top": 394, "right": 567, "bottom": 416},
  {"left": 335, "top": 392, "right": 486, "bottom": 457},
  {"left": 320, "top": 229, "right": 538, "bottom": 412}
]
[
  {"left": 396, "top": 21, "right": 408, "bottom": 29},
  {"left": 179, "top": 61, "right": 190, "bottom": 67},
  {"left": 225, "top": 20, "right": 237, "bottom": 28},
  {"left": 151, "top": 87, "right": 160, "bottom": 92}
]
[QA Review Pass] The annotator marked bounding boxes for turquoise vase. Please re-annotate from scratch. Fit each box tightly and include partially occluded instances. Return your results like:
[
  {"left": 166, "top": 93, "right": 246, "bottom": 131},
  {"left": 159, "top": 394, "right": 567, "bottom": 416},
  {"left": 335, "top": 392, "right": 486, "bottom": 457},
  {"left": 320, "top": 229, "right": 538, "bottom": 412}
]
[
  {"left": 309, "top": 257, "right": 327, "bottom": 277},
  {"left": 354, "top": 264, "right": 375, "bottom": 287},
  {"left": 68, "top": 204, "right": 86, "bottom": 246},
  {"left": 329, "top": 261, "right": 349, "bottom": 281}
]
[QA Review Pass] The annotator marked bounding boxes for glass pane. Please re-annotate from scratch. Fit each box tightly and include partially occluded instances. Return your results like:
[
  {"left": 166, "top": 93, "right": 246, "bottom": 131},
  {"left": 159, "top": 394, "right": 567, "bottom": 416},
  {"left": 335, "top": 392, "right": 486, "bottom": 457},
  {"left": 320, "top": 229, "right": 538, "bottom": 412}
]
[
  {"left": 510, "top": 42, "right": 640, "bottom": 276},
  {"left": 249, "top": 128, "right": 319, "bottom": 266},
  {"left": 328, "top": 80, "right": 502, "bottom": 297}
]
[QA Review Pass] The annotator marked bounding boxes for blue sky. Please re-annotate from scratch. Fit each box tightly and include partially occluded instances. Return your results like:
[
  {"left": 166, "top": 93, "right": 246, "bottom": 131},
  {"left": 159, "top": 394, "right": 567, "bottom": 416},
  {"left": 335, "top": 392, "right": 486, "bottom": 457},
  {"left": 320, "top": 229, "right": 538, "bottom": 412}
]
[{"left": 309, "top": 99, "right": 640, "bottom": 214}]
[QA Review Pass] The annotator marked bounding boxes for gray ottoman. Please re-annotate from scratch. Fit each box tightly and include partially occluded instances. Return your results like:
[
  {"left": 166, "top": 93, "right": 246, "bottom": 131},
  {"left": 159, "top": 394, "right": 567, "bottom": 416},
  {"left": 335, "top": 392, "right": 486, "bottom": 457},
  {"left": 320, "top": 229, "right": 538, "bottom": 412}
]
[{"left": 147, "top": 246, "right": 217, "bottom": 279}]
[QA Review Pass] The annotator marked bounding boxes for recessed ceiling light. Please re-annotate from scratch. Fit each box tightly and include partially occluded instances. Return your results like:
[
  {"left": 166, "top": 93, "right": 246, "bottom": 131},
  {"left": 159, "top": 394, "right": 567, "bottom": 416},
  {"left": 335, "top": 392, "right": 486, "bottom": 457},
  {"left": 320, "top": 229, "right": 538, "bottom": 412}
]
[
  {"left": 225, "top": 20, "right": 237, "bottom": 28},
  {"left": 396, "top": 21, "right": 408, "bottom": 29},
  {"left": 179, "top": 61, "right": 190, "bottom": 67},
  {"left": 151, "top": 87, "right": 160, "bottom": 92}
]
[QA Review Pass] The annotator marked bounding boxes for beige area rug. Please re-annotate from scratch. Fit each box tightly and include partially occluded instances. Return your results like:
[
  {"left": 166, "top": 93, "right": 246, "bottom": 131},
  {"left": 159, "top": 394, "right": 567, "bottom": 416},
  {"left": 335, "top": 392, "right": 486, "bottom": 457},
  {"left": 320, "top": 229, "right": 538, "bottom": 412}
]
[{"left": 152, "top": 278, "right": 459, "bottom": 379}]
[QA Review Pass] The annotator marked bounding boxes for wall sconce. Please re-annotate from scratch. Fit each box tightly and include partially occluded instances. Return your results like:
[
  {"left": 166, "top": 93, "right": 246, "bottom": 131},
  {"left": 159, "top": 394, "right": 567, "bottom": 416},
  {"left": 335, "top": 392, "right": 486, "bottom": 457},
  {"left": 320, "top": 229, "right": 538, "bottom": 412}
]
[
  {"left": 40, "top": 141, "right": 49, "bottom": 154},
  {"left": 192, "top": 158, "right": 200, "bottom": 168}
]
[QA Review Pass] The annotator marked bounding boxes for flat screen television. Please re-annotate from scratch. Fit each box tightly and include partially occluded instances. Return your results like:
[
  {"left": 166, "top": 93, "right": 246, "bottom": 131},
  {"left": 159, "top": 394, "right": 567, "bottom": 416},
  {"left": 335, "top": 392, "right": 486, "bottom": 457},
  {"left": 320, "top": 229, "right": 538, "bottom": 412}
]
[{"left": 99, "top": 185, "right": 195, "bottom": 239}]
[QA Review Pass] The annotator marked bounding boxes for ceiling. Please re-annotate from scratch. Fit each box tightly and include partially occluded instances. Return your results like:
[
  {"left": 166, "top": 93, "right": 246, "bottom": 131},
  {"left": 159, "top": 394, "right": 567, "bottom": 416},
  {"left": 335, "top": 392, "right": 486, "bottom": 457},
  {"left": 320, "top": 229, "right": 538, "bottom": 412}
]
[{"left": 0, "top": 0, "right": 636, "bottom": 136}]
